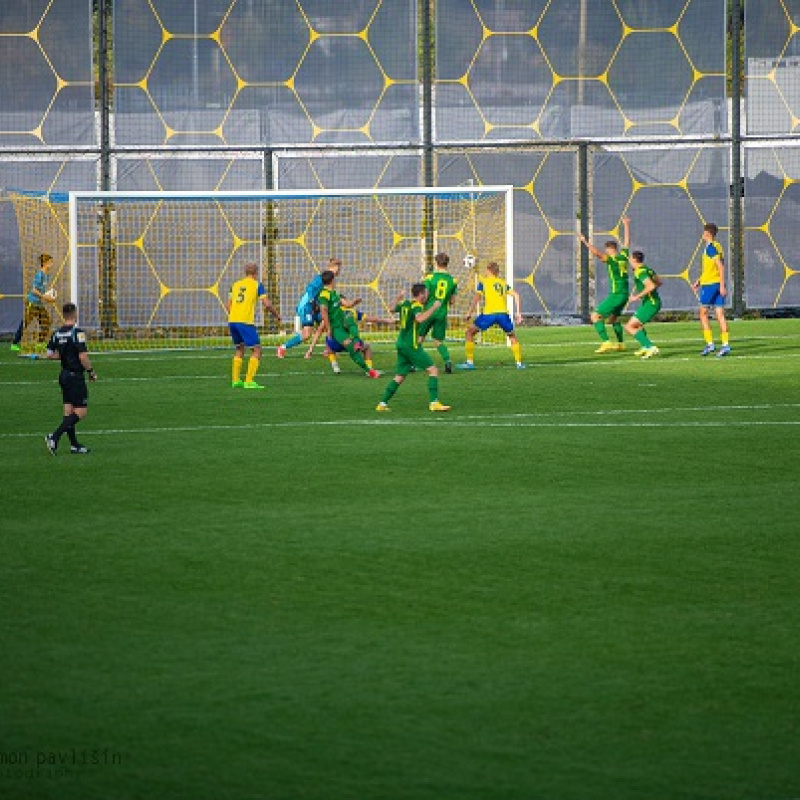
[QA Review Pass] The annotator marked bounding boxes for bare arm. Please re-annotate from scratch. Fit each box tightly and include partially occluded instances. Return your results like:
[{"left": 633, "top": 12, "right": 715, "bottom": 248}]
[
  {"left": 79, "top": 352, "right": 97, "bottom": 380},
  {"left": 630, "top": 277, "right": 658, "bottom": 302},
  {"left": 577, "top": 234, "right": 607, "bottom": 262},
  {"left": 260, "top": 296, "right": 281, "bottom": 320},
  {"left": 716, "top": 256, "right": 727, "bottom": 295},
  {"left": 621, "top": 216, "right": 630, "bottom": 250},
  {"left": 362, "top": 314, "right": 397, "bottom": 326},
  {"left": 464, "top": 291, "right": 482, "bottom": 319},
  {"left": 306, "top": 320, "right": 327, "bottom": 355},
  {"left": 415, "top": 300, "right": 442, "bottom": 325},
  {"left": 320, "top": 304, "right": 331, "bottom": 333}
]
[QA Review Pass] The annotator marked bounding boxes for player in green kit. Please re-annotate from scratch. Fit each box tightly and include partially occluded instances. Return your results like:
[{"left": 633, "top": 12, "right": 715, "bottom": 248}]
[
  {"left": 317, "top": 271, "right": 380, "bottom": 379},
  {"left": 418, "top": 252, "right": 457, "bottom": 373},
  {"left": 624, "top": 251, "right": 662, "bottom": 359},
  {"left": 577, "top": 216, "right": 631, "bottom": 353},
  {"left": 376, "top": 283, "right": 451, "bottom": 413}
]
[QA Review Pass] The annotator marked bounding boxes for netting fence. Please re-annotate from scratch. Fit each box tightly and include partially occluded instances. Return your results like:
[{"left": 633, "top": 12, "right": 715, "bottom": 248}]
[{"left": 0, "top": 0, "right": 795, "bottom": 335}]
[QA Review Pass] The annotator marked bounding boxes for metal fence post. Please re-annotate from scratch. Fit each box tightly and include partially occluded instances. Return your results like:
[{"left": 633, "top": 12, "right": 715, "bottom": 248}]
[
  {"left": 263, "top": 148, "right": 280, "bottom": 333},
  {"left": 421, "top": 0, "right": 435, "bottom": 269},
  {"left": 731, "top": 0, "right": 745, "bottom": 317},
  {"left": 578, "top": 142, "right": 590, "bottom": 323},
  {"left": 98, "top": 0, "right": 115, "bottom": 335}
]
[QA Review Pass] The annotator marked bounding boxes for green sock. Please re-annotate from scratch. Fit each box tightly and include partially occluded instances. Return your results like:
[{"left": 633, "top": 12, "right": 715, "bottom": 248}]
[
  {"left": 428, "top": 376, "right": 438, "bottom": 403},
  {"left": 382, "top": 380, "right": 400, "bottom": 404},
  {"left": 346, "top": 342, "right": 368, "bottom": 371},
  {"left": 593, "top": 320, "right": 609, "bottom": 341},
  {"left": 634, "top": 329, "right": 653, "bottom": 349},
  {"left": 612, "top": 323, "right": 624, "bottom": 343},
  {"left": 437, "top": 343, "right": 450, "bottom": 363}
]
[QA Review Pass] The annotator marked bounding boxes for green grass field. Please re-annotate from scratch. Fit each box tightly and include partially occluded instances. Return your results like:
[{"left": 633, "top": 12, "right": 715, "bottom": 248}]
[{"left": 2, "top": 319, "right": 800, "bottom": 800}]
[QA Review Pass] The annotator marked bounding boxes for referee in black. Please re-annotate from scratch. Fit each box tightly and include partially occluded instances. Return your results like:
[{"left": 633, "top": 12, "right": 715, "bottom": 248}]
[{"left": 44, "top": 302, "right": 97, "bottom": 455}]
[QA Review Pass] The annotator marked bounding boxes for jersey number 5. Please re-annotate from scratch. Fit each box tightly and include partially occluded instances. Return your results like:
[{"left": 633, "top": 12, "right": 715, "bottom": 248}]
[{"left": 236, "top": 286, "right": 246, "bottom": 303}]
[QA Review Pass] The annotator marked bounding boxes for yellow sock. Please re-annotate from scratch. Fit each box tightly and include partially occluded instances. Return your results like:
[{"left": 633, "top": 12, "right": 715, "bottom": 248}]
[
  {"left": 245, "top": 356, "right": 260, "bottom": 383},
  {"left": 366, "top": 358, "right": 374, "bottom": 368},
  {"left": 511, "top": 342, "right": 522, "bottom": 364},
  {"left": 721, "top": 332, "right": 729, "bottom": 345},
  {"left": 465, "top": 341, "right": 475, "bottom": 363},
  {"left": 328, "top": 354, "right": 337, "bottom": 364},
  {"left": 232, "top": 356, "right": 243, "bottom": 383},
  {"left": 703, "top": 330, "right": 713, "bottom": 345}
]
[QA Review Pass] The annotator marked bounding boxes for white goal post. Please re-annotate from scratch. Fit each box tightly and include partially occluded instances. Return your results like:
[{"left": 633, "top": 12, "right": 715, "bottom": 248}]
[{"left": 62, "top": 185, "right": 514, "bottom": 351}]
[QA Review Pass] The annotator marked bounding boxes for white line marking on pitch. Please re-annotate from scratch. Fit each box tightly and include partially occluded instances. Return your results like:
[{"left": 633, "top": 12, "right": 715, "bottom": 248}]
[
  {"left": 1, "top": 403, "right": 798, "bottom": 439},
  {"left": 3, "top": 351, "right": 800, "bottom": 388}
]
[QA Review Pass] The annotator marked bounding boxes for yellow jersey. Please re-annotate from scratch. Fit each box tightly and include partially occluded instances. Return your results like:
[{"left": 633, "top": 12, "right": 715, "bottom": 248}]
[
  {"left": 477, "top": 275, "right": 511, "bottom": 315},
  {"left": 700, "top": 240, "right": 724, "bottom": 285},
  {"left": 228, "top": 276, "right": 265, "bottom": 325}
]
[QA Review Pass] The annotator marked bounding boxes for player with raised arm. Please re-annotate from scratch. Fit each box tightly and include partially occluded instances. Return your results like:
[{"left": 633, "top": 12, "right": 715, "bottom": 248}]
[
  {"left": 11, "top": 253, "right": 56, "bottom": 351},
  {"left": 277, "top": 258, "right": 340, "bottom": 359},
  {"left": 692, "top": 223, "right": 731, "bottom": 357},
  {"left": 577, "top": 217, "right": 630, "bottom": 353},
  {"left": 624, "top": 251, "right": 663, "bottom": 359},
  {"left": 457, "top": 262, "right": 524, "bottom": 370},
  {"left": 376, "top": 284, "right": 450, "bottom": 413},
  {"left": 418, "top": 252, "right": 458, "bottom": 373},
  {"left": 317, "top": 271, "right": 380, "bottom": 379},
  {"left": 44, "top": 303, "right": 96, "bottom": 455},
  {"left": 227, "top": 262, "right": 281, "bottom": 390}
]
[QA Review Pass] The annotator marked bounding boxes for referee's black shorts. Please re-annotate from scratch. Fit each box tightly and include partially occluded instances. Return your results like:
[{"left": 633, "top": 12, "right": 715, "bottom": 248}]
[{"left": 59, "top": 370, "right": 88, "bottom": 408}]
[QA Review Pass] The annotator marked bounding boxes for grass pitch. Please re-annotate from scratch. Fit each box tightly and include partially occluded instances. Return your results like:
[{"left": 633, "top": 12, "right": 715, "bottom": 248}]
[{"left": 2, "top": 319, "right": 799, "bottom": 800}]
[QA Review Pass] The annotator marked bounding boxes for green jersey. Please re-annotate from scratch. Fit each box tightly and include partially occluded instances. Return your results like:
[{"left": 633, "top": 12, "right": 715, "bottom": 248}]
[
  {"left": 633, "top": 264, "right": 660, "bottom": 305},
  {"left": 394, "top": 299, "right": 424, "bottom": 350},
  {"left": 423, "top": 271, "right": 457, "bottom": 318},
  {"left": 605, "top": 248, "right": 630, "bottom": 296},
  {"left": 317, "top": 286, "right": 344, "bottom": 328}
]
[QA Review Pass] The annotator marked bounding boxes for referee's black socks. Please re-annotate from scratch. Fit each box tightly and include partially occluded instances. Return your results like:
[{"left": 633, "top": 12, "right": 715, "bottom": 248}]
[{"left": 53, "top": 413, "right": 80, "bottom": 445}]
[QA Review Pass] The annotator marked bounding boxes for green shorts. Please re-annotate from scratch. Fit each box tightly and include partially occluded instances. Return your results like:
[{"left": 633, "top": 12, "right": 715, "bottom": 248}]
[
  {"left": 418, "top": 313, "right": 447, "bottom": 341},
  {"left": 634, "top": 301, "right": 661, "bottom": 325},
  {"left": 595, "top": 293, "right": 629, "bottom": 319},
  {"left": 395, "top": 345, "right": 434, "bottom": 376},
  {"left": 331, "top": 325, "right": 352, "bottom": 345}
]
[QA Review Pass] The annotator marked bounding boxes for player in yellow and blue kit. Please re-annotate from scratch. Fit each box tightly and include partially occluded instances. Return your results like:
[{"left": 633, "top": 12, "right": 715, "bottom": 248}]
[
  {"left": 458, "top": 262, "right": 524, "bottom": 370},
  {"left": 692, "top": 223, "right": 731, "bottom": 357},
  {"left": 227, "top": 263, "right": 280, "bottom": 389}
]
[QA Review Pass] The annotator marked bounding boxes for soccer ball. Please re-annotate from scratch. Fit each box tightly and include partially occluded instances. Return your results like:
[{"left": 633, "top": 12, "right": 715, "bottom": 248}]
[{"left": 463, "top": 254, "right": 476, "bottom": 270}]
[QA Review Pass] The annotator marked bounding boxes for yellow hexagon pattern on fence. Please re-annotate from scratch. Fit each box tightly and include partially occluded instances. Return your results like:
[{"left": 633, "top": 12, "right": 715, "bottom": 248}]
[
  {"left": 747, "top": 0, "right": 800, "bottom": 134},
  {"left": 436, "top": 0, "right": 725, "bottom": 139},
  {"left": 114, "top": 0, "right": 417, "bottom": 144},
  {"left": 745, "top": 148, "right": 800, "bottom": 307},
  {"left": 0, "top": 1, "right": 92, "bottom": 143}
]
